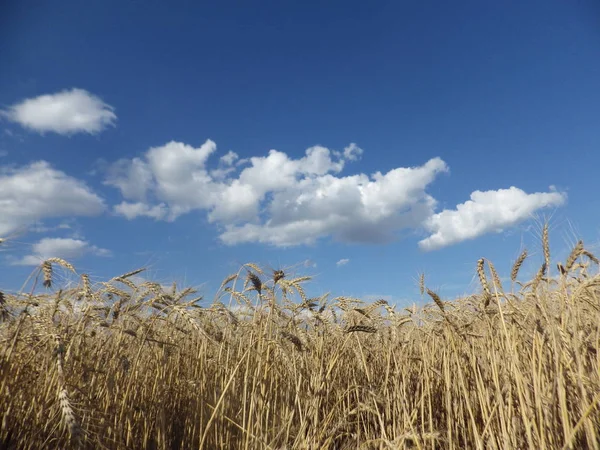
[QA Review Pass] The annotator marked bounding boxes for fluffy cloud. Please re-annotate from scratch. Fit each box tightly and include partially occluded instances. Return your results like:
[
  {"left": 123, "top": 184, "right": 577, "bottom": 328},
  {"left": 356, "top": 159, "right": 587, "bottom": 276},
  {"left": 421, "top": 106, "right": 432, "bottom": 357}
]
[
  {"left": 104, "top": 157, "right": 153, "bottom": 201},
  {"left": 219, "top": 157, "right": 447, "bottom": 246},
  {"left": 418, "top": 187, "right": 567, "bottom": 251},
  {"left": 105, "top": 140, "right": 219, "bottom": 220},
  {"left": 105, "top": 141, "right": 449, "bottom": 246},
  {"left": 2, "top": 88, "right": 116, "bottom": 135},
  {"left": 336, "top": 258, "right": 350, "bottom": 266},
  {"left": 105, "top": 140, "right": 566, "bottom": 249},
  {"left": 0, "top": 161, "right": 106, "bottom": 236},
  {"left": 13, "top": 237, "right": 111, "bottom": 266}
]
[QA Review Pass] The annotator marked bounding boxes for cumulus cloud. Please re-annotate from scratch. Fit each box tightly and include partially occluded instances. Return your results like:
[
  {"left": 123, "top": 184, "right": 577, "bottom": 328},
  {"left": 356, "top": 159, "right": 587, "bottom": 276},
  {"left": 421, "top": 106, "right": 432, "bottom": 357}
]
[
  {"left": 105, "top": 141, "right": 452, "bottom": 246},
  {"left": 336, "top": 258, "right": 350, "bottom": 266},
  {"left": 2, "top": 88, "right": 116, "bottom": 135},
  {"left": 219, "top": 157, "right": 447, "bottom": 246},
  {"left": 105, "top": 140, "right": 219, "bottom": 220},
  {"left": 104, "top": 157, "right": 153, "bottom": 201},
  {"left": 105, "top": 140, "right": 566, "bottom": 249},
  {"left": 418, "top": 187, "right": 567, "bottom": 251},
  {"left": 13, "top": 237, "right": 111, "bottom": 266},
  {"left": 0, "top": 161, "right": 106, "bottom": 236}
]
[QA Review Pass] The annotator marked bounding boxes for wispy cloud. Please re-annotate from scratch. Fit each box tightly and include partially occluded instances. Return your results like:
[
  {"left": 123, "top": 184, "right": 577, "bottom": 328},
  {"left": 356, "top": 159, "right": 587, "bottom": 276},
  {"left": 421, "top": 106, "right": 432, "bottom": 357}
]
[
  {"left": 28, "top": 222, "right": 73, "bottom": 233},
  {"left": 113, "top": 201, "right": 168, "bottom": 220},
  {"left": 2, "top": 88, "right": 116, "bottom": 135},
  {"left": 336, "top": 258, "right": 350, "bottom": 267}
]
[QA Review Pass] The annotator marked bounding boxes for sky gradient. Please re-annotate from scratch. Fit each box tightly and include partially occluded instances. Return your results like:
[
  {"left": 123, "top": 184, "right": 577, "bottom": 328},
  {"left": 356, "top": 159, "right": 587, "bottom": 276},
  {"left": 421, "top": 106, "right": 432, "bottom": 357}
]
[{"left": 1, "top": 0, "right": 599, "bottom": 306}]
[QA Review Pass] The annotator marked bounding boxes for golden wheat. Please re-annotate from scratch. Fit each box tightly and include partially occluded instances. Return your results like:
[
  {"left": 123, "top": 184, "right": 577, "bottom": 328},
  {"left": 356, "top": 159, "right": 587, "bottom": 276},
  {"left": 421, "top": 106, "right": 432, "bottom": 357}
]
[
  {"left": 1, "top": 238, "right": 599, "bottom": 449},
  {"left": 511, "top": 248, "right": 528, "bottom": 282}
]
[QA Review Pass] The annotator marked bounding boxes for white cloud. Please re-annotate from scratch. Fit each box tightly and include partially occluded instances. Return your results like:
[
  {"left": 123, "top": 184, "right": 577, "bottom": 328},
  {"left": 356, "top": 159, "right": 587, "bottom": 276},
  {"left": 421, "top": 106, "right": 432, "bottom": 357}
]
[
  {"left": 336, "top": 258, "right": 350, "bottom": 266},
  {"left": 13, "top": 237, "right": 111, "bottom": 266},
  {"left": 220, "top": 151, "right": 239, "bottom": 166},
  {"left": 2, "top": 88, "right": 116, "bottom": 135},
  {"left": 0, "top": 161, "right": 106, "bottom": 236},
  {"left": 105, "top": 140, "right": 566, "bottom": 249},
  {"left": 105, "top": 141, "right": 451, "bottom": 246},
  {"left": 418, "top": 187, "right": 567, "bottom": 251},
  {"left": 106, "top": 141, "right": 450, "bottom": 246},
  {"left": 104, "top": 157, "right": 153, "bottom": 201},
  {"left": 29, "top": 221, "right": 73, "bottom": 233},
  {"left": 219, "top": 157, "right": 447, "bottom": 246},
  {"left": 105, "top": 140, "right": 220, "bottom": 221},
  {"left": 113, "top": 201, "right": 168, "bottom": 220},
  {"left": 343, "top": 143, "right": 363, "bottom": 161}
]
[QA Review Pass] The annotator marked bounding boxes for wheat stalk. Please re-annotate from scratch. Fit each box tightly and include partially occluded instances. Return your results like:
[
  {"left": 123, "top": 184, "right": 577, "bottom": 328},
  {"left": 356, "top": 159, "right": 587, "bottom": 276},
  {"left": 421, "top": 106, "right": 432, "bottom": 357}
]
[
  {"left": 53, "top": 334, "right": 82, "bottom": 447},
  {"left": 46, "top": 257, "right": 76, "bottom": 273},
  {"left": 345, "top": 325, "right": 377, "bottom": 333},
  {"left": 542, "top": 223, "right": 551, "bottom": 272},
  {"left": 477, "top": 258, "right": 492, "bottom": 307},
  {"left": 42, "top": 261, "right": 53, "bottom": 288},
  {"left": 566, "top": 240, "right": 584, "bottom": 273},
  {"left": 511, "top": 249, "right": 528, "bottom": 282},
  {"left": 487, "top": 259, "right": 504, "bottom": 294},
  {"left": 427, "top": 288, "right": 445, "bottom": 313}
]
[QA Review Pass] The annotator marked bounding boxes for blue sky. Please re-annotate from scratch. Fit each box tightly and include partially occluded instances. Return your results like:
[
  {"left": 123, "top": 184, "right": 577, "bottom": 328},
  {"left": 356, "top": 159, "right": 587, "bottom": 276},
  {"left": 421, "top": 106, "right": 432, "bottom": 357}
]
[{"left": 1, "top": 0, "right": 599, "bottom": 306}]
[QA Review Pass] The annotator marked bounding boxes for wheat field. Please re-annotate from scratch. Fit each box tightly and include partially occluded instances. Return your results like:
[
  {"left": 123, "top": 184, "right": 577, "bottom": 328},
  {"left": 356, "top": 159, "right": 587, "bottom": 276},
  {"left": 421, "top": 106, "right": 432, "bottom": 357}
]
[{"left": 1, "top": 229, "right": 600, "bottom": 449}]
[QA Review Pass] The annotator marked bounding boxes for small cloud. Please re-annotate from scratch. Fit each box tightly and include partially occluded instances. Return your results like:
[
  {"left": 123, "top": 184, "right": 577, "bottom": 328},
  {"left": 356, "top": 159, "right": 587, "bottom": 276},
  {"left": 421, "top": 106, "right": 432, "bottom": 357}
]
[
  {"left": 419, "top": 187, "right": 567, "bottom": 251},
  {"left": 303, "top": 259, "right": 317, "bottom": 268},
  {"left": 336, "top": 258, "right": 350, "bottom": 267},
  {"left": 13, "top": 237, "right": 111, "bottom": 266},
  {"left": 343, "top": 143, "right": 363, "bottom": 161},
  {"left": 220, "top": 151, "right": 239, "bottom": 166},
  {"left": 113, "top": 201, "right": 168, "bottom": 220},
  {"left": 2, "top": 88, "right": 116, "bottom": 135}
]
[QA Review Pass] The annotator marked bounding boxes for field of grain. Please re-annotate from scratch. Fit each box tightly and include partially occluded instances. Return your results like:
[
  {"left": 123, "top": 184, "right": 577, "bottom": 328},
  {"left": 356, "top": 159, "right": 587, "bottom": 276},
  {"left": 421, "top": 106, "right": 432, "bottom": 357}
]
[{"left": 1, "top": 227, "right": 600, "bottom": 449}]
